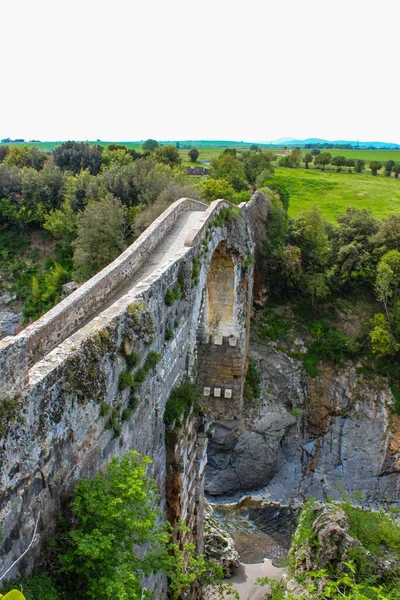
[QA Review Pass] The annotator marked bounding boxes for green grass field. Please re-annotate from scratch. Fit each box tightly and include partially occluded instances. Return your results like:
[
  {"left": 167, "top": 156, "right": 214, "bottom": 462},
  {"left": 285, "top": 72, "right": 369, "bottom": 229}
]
[
  {"left": 321, "top": 148, "right": 400, "bottom": 162},
  {"left": 270, "top": 167, "right": 400, "bottom": 221}
]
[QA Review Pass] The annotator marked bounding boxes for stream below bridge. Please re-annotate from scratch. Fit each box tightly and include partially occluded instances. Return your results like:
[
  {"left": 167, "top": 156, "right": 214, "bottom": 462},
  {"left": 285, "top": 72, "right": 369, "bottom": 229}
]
[{"left": 210, "top": 500, "right": 299, "bottom": 599}]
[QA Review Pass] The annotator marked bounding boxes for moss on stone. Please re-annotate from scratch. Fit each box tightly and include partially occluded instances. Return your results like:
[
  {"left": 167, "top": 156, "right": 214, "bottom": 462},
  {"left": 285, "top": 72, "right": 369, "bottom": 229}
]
[{"left": 0, "top": 396, "right": 20, "bottom": 436}]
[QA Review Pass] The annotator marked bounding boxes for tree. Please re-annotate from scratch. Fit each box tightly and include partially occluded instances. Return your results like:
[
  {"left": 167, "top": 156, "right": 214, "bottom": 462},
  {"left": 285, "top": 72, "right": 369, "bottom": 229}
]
[
  {"left": 332, "top": 208, "right": 378, "bottom": 289},
  {"left": 3, "top": 145, "right": 46, "bottom": 170},
  {"left": 188, "top": 148, "right": 199, "bottom": 163},
  {"left": 336, "top": 207, "right": 378, "bottom": 250},
  {"left": 331, "top": 156, "right": 347, "bottom": 172},
  {"left": 44, "top": 199, "right": 78, "bottom": 248},
  {"left": 311, "top": 148, "right": 321, "bottom": 156},
  {"left": 291, "top": 204, "right": 331, "bottom": 269},
  {"left": 243, "top": 151, "right": 274, "bottom": 185},
  {"left": 384, "top": 160, "right": 396, "bottom": 177},
  {"left": 101, "top": 148, "right": 133, "bottom": 169},
  {"left": 249, "top": 144, "right": 261, "bottom": 152},
  {"left": 373, "top": 214, "right": 400, "bottom": 255},
  {"left": 197, "top": 178, "right": 236, "bottom": 202},
  {"left": 314, "top": 152, "right": 332, "bottom": 171},
  {"left": 345, "top": 158, "right": 355, "bottom": 172},
  {"left": 131, "top": 181, "right": 201, "bottom": 238},
  {"left": 153, "top": 144, "right": 182, "bottom": 167},
  {"left": 72, "top": 193, "right": 128, "bottom": 281},
  {"left": 210, "top": 153, "right": 247, "bottom": 191},
  {"left": 288, "top": 148, "right": 302, "bottom": 168},
  {"left": 290, "top": 204, "right": 331, "bottom": 305},
  {"left": 375, "top": 250, "right": 400, "bottom": 319},
  {"left": 369, "top": 160, "right": 382, "bottom": 176},
  {"left": 60, "top": 452, "right": 172, "bottom": 600},
  {"left": 130, "top": 159, "right": 190, "bottom": 207},
  {"left": 53, "top": 142, "right": 103, "bottom": 175},
  {"left": 0, "top": 145, "right": 9, "bottom": 163},
  {"left": 370, "top": 313, "right": 399, "bottom": 357},
  {"left": 393, "top": 163, "right": 400, "bottom": 179},
  {"left": 354, "top": 159, "right": 365, "bottom": 173},
  {"left": 303, "top": 152, "right": 313, "bottom": 169},
  {"left": 141, "top": 139, "right": 159, "bottom": 152}
]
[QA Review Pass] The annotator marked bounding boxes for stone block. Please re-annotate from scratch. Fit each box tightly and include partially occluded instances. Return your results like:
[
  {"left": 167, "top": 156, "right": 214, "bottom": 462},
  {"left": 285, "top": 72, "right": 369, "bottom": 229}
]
[
  {"left": 203, "top": 387, "right": 211, "bottom": 397},
  {"left": 224, "top": 389, "right": 232, "bottom": 399},
  {"left": 228, "top": 336, "right": 237, "bottom": 347},
  {"left": 213, "top": 336, "right": 223, "bottom": 345},
  {"left": 214, "top": 388, "right": 221, "bottom": 397}
]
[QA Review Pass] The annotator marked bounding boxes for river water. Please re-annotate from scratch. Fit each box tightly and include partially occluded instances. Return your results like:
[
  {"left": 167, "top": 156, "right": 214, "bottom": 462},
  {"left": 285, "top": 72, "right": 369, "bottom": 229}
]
[
  {"left": 210, "top": 500, "right": 299, "bottom": 599},
  {"left": 212, "top": 499, "right": 298, "bottom": 567}
]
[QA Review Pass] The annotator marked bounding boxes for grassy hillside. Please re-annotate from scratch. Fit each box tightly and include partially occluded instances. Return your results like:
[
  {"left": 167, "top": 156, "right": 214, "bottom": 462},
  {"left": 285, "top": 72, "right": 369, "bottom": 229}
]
[{"left": 270, "top": 167, "right": 400, "bottom": 221}]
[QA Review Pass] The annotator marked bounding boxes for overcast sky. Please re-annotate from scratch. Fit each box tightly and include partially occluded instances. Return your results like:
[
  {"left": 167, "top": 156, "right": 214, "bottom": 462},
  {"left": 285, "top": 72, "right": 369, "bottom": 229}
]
[{"left": 1, "top": 0, "right": 399, "bottom": 143}]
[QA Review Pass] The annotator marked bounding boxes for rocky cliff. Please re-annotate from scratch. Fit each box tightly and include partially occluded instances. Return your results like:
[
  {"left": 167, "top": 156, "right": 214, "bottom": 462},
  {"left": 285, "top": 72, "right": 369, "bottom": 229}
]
[{"left": 206, "top": 337, "right": 400, "bottom": 505}]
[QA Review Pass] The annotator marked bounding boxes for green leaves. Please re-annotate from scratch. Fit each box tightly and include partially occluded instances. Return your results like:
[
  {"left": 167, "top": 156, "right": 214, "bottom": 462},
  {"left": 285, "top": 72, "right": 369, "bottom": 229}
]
[{"left": 61, "top": 451, "right": 166, "bottom": 599}]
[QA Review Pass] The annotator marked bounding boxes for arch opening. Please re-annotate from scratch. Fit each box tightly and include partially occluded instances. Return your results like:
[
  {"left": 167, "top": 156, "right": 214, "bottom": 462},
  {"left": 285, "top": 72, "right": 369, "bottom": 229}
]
[{"left": 203, "top": 243, "right": 237, "bottom": 340}]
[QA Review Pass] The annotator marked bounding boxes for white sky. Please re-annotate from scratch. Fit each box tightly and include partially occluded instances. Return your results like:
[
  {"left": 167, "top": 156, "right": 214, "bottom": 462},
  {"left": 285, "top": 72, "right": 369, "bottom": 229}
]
[{"left": 1, "top": 0, "right": 400, "bottom": 144}]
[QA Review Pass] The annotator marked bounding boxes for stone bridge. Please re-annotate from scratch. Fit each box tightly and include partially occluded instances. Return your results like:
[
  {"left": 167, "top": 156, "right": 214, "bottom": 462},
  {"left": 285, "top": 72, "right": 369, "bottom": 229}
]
[{"left": 0, "top": 194, "right": 266, "bottom": 586}]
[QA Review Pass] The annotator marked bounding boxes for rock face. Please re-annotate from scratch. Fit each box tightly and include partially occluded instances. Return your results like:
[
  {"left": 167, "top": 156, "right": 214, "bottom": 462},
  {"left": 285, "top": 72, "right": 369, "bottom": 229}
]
[
  {"left": 206, "top": 340, "right": 400, "bottom": 505},
  {"left": 288, "top": 501, "right": 400, "bottom": 596},
  {"left": 203, "top": 501, "right": 240, "bottom": 577},
  {"left": 206, "top": 343, "right": 302, "bottom": 495},
  {"left": 0, "top": 308, "right": 21, "bottom": 338},
  {"left": 0, "top": 291, "right": 21, "bottom": 339}
]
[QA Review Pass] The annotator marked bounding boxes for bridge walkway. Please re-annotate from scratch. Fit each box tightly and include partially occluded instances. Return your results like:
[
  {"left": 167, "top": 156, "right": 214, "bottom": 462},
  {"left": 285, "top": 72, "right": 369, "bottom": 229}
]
[{"left": 98, "top": 208, "right": 203, "bottom": 313}]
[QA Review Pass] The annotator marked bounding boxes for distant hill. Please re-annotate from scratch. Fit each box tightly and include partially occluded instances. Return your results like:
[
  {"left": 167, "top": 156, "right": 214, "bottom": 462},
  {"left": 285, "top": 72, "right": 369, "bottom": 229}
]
[{"left": 264, "top": 137, "right": 400, "bottom": 149}]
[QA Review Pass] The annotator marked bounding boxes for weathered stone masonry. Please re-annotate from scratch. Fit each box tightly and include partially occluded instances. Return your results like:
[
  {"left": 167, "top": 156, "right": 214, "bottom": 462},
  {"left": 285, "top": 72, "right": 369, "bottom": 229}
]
[{"left": 0, "top": 194, "right": 264, "bottom": 588}]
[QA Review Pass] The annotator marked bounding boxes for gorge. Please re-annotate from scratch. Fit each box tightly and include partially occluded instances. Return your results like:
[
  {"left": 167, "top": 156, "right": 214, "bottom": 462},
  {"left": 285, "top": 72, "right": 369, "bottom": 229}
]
[{"left": 0, "top": 190, "right": 399, "bottom": 598}]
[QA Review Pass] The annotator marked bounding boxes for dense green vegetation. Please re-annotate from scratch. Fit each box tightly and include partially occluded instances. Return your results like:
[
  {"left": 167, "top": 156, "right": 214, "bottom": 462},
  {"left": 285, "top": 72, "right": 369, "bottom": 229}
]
[{"left": 261, "top": 499, "right": 400, "bottom": 600}]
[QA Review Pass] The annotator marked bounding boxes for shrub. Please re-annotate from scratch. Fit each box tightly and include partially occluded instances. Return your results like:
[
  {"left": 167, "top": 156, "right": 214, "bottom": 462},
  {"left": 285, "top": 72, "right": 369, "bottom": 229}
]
[
  {"left": 246, "top": 358, "right": 261, "bottom": 399},
  {"left": 164, "top": 381, "right": 201, "bottom": 428},
  {"left": 134, "top": 368, "right": 146, "bottom": 384},
  {"left": 343, "top": 504, "right": 400, "bottom": 559},
  {"left": 253, "top": 310, "right": 292, "bottom": 341},
  {"left": 126, "top": 352, "right": 139, "bottom": 369},
  {"left": 99, "top": 401, "right": 111, "bottom": 416},
  {"left": 0, "top": 396, "right": 19, "bottom": 435},
  {"left": 144, "top": 351, "right": 161, "bottom": 372},
  {"left": 303, "top": 324, "right": 358, "bottom": 377},
  {"left": 165, "top": 283, "right": 181, "bottom": 306},
  {"left": 121, "top": 407, "right": 133, "bottom": 421},
  {"left": 191, "top": 256, "right": 201, "bottom": 280},
  {"left": 119, "top": 370, "right": 135, "bottom": 390},
  {"left": 59, "top": 452, "right": 170, "bottom": 599},
  {"left": 165, "top": 327, "right": 174, "bottom": 341},
  {"left": 129, "top": 393, "right": 139, "bottom": 411},
  {"left": 0, "top": 575, "right": 59, "bottom": 600}
]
